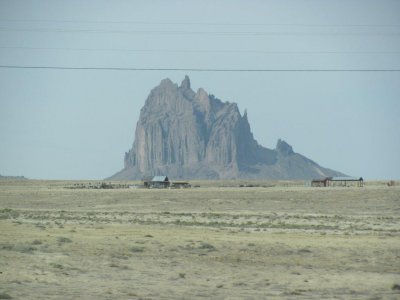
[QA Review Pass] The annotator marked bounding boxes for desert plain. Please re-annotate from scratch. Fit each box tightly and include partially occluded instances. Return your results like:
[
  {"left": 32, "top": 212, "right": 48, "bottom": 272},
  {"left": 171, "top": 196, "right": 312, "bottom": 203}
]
[{"left": 0, "top": 180, "right": 399, "bottom": 299}]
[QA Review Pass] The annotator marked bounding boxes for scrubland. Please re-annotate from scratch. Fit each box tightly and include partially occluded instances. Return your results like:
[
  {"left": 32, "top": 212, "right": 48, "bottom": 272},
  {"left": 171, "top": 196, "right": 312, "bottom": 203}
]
[{"left": 0, "top": 180, "right": 399, "bottom": 299}]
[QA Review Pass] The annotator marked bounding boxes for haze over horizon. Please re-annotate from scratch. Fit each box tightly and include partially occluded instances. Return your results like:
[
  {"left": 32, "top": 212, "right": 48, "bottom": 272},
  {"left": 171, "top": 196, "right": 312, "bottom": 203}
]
[{"left": 1, "top": 1, "right": 399, "bottom": 180}]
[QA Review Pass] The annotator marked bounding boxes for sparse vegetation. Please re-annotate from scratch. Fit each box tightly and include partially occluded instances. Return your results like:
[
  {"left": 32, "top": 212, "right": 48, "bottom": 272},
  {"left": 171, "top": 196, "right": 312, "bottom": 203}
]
[
  {"left": 50, "top": 263, "right": 64, "bottom": 269},
  {"left": 0, "top": 208, "right": 19, "bottom": 219},
  {"left": 13, "top": 244, "right": 37, "bottom": 253},
  {"left": 129, "top": 246, "right": 145, "bottom": 253},
  {"left": 198, "top": 242, "right": 216, "bottom": 251},
  {"left": 392, "top": 284, "right": 400, "bottom": 291},
  {"left": 0, "top": 292, "right": 12, "bottom": 299},
  {"left": 57, "top": 237, "right": 72, "bottom": 243},
  {"left": 0, "top": 180, "right": 398, "bottom": 299}
]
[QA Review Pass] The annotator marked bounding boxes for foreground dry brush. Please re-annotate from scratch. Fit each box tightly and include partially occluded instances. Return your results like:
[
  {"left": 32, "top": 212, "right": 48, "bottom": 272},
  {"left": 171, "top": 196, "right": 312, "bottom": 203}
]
[{"left": 0, "top": 180, "right": 399, "bottom": 299}]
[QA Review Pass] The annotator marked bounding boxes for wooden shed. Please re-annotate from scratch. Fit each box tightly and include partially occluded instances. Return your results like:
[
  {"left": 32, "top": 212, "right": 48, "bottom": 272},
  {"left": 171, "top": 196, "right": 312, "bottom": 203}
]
[
  {"left": 150, "top": 176, "right": 170, "bottom": 188},
  {"left": 142, "top": 176, "right": 153, "bottom": 188},
  {"left": 311, "top": 177, "right": 330, "bottom": 187},
  {"left": 328, "top": 177, "right": 364, "bottom": 187}
]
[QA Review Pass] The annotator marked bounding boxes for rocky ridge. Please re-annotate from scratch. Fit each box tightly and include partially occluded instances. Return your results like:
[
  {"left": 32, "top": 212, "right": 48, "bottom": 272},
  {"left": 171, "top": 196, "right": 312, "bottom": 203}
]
[{"left": 110, "top": 76, "right": 344, "bottom": 180}]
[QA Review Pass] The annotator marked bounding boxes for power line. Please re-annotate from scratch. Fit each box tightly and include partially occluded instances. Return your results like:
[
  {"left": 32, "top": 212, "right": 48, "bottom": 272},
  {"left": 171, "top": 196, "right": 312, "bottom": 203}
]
[
  {"left": 1, "top": 18, "right": 399, "bottom": 28},
  {"left": 0, "top": 65, "right": 399, "bottom": 72},
  {"left": 1, "top": 46, "right": 399, "bottom": 55},
  {"left": 0, "top": 27, "right": 399, "bottom": 36}
]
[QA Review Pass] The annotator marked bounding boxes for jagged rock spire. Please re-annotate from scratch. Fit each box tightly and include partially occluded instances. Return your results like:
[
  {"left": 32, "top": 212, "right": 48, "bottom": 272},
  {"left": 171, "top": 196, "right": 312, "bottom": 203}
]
[
  {"left": 276, "top": 139, "right": 294, "bottom": 156},
  {"left": 109, "top": 77, "right": 345, "bottom": 180},
  {"left": 180, "top": 75, "right": 191, "bottom": 90},
  {"left": 243, "top": 109, "right": 248, "bottom": 120}
]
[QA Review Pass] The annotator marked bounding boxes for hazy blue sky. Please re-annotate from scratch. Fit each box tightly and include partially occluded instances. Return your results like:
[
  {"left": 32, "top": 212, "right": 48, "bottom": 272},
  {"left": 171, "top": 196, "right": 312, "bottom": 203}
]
[{"left": 1, "top": 1, "right": 399, "bottom": 180}]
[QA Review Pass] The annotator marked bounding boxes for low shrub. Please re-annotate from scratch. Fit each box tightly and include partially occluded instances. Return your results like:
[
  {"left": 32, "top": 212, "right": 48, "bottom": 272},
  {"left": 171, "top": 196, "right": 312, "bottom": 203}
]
[
  {"left": 392, "top": 284, "right": 400, "bottom": 291},
  {"left": 57, "top": 237, "right": 72, "bottom": 243},
  {"left": 130, "top": 246, "right": 145, "bottom": 253},
  {"left": 0, "top": 292, "right": 12, "bottom": 299},
  {"left": 50, "top": 263, "right": 63, "bottom": 269},
  {"left": 9, "top": 244, "right": 37, "bottom": 253},
  {"left": 198, "top": 242, "right": 216, "bottom": 251}
]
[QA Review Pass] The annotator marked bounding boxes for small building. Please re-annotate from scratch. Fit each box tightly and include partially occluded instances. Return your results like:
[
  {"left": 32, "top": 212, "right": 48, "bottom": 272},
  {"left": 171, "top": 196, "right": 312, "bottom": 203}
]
[
  {"left": 328, "top": 177, "right": 364, "bottom": 187},
  {"left": 311, "top": 177, "right": 330, "bottom": 187},
  {"left": 142, "top": 176, "right": 191, "bottom": 189},
  {"left": 311, "top": 177, "right": 364, "bottom": 187},
  {"left": 150, "top": 176, "right": 170, "bottom": 188},
  {"left": 142, "top": 176, "right": 153, "bottom": 188}
]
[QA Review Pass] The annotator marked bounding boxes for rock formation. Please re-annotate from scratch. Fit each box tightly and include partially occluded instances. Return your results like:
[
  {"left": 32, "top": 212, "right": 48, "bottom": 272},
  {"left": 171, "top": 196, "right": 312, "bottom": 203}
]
[{"left": 110, "top": 76, "right": 344, "bottom": 180}]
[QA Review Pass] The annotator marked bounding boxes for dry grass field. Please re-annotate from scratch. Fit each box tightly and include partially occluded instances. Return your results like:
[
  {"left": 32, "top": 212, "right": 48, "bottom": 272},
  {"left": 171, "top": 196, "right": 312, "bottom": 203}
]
[{"left": 0, "top": 180, "right": 399, "bottom": 299}]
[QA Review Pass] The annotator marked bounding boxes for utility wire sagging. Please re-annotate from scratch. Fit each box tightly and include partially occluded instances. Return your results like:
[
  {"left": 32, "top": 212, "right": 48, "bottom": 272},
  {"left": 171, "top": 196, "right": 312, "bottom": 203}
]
[{"left": 0, "top": 65, "right": 399, "bottom": 72}]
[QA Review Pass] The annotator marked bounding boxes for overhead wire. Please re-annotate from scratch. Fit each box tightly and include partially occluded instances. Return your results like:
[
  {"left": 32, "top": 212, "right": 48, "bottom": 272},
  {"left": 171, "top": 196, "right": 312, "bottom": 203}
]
[
  {"left": 0, "top": 27, "right": 399, "bottom": 36},
  {"left": 1, "top": 18, "right": 399, "bottom": 27},
  {"left": 0, "top": 65, "right": 399, "bottom": 72},
  {"left": 0, "top": 46, "right": 399, "bottom": 55},
  {"left": 0, "top": 19, "right": 398, "bottom": 72}
]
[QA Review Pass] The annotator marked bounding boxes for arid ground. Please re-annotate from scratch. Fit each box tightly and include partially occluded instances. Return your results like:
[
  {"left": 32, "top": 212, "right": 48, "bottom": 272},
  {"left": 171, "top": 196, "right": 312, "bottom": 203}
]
[{"left": 0, "top": 180, "right": 399, "bottom": 299}]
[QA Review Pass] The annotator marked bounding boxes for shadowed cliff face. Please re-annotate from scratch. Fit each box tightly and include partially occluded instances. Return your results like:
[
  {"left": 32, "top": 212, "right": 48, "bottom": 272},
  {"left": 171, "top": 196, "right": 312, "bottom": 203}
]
[{"left": 112, "top": 76, "right": 344, "bottom": 180}]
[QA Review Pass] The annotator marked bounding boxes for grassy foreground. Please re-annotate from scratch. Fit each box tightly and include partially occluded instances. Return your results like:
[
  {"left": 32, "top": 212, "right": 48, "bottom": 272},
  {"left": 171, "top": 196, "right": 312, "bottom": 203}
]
[{"left": 0, "top": 180, "right": 399, "bottom": 299}]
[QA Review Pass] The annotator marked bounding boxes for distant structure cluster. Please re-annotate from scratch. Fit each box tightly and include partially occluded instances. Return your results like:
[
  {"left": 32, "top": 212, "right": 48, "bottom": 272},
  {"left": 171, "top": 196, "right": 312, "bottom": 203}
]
[
  {"left": 142, "top": 176, "right": 191, "bottom": 189},
  {"left": 311, "top": 177, "right": 364, "bottom": 187}
]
